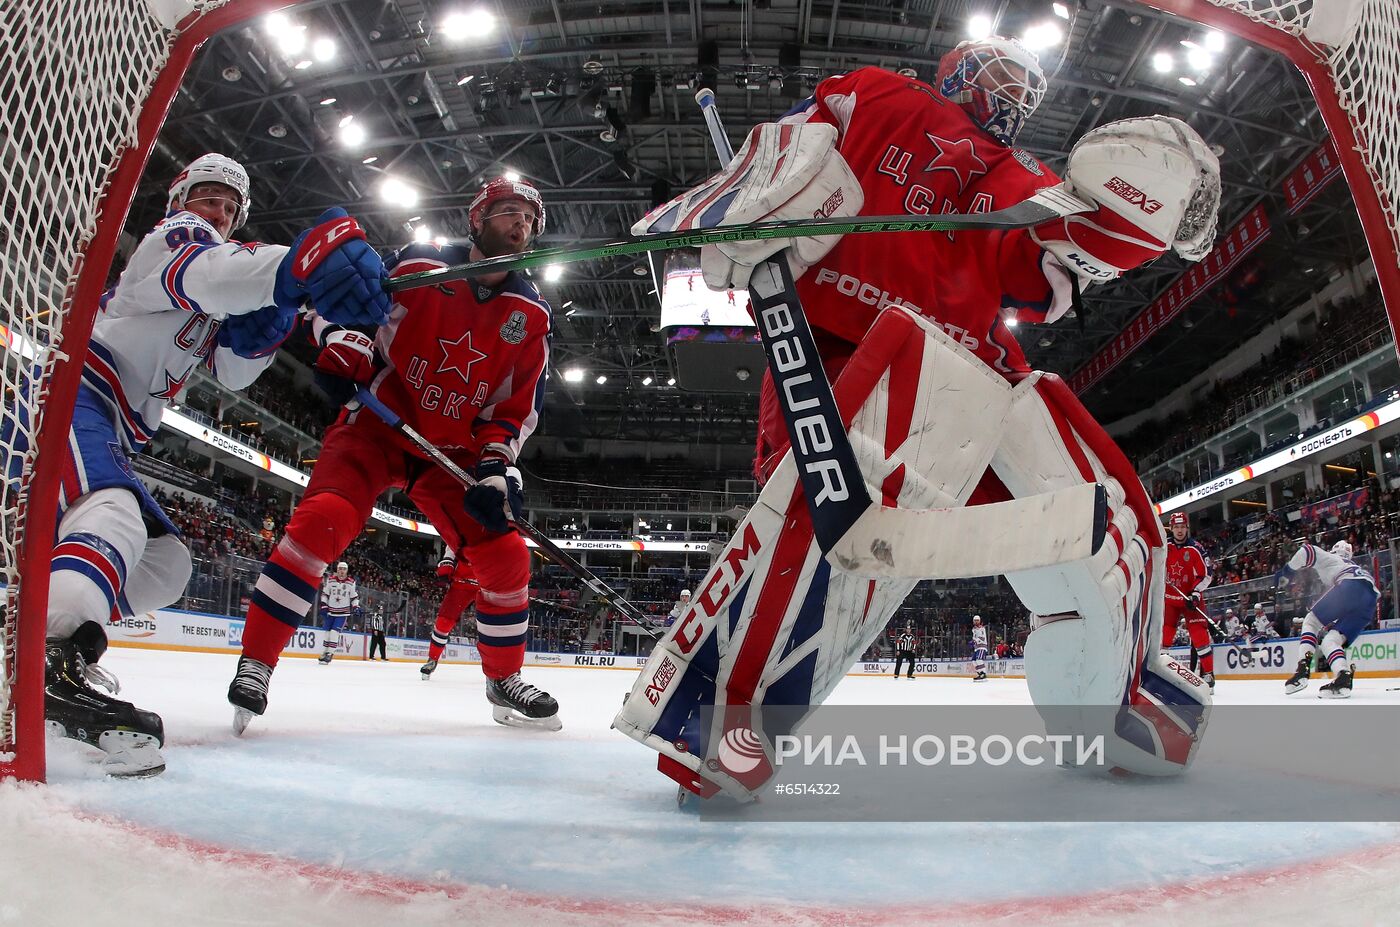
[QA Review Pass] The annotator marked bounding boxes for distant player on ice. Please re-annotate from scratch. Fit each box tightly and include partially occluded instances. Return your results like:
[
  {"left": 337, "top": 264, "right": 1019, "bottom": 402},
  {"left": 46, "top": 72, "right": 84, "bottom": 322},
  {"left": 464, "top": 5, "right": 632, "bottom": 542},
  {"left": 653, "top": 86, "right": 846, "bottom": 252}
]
[
  {"left": 1279, "top": 539, "right": 1378, "bottom": 698},
  {"left": 317, "top": 561, "right": 360, "bottom": 664},
  {"left": 970, "top": 615, "right": 989, "bottom": 681},
  {"left": 420, "top": 550, "right": 479, "bottom": 680},
  {"left": 1163, "top": 511, "right": 1215, "bottom": 687},
  {"left": 12, "top": 154, "right": 389, "bottom": 776},
  {"left": 618, "top": 38, "right": 1222, "bottom": 800}
]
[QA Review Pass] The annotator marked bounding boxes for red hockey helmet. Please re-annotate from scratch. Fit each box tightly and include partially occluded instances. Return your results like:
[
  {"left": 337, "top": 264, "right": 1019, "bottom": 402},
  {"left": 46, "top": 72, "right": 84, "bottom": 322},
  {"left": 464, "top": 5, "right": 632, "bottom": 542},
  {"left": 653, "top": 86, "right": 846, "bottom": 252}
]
[
  {"left": 1169, "top": 512, "right": 1188, "bottom": 528},
  {"left": 468, "top": 177, "right": 546, "bottom": 239}
]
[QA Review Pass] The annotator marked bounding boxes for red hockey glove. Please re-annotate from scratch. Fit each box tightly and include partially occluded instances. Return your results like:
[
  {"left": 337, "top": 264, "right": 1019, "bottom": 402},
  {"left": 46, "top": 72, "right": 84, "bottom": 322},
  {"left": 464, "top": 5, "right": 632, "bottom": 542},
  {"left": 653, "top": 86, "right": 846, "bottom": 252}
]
[{"left": 313, "top": 327, "right": 376, "bottom": 407}]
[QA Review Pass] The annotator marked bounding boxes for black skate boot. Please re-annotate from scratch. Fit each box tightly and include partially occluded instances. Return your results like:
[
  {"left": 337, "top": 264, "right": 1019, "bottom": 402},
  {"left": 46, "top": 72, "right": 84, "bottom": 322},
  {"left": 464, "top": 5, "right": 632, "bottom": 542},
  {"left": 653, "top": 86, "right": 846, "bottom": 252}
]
[
  {"left": 1319, "top": 668, "right": 1354, "bottom": 699},
  {"left": 1203, "top": 672, "right": 1215, "bottom": 691},
  {"left": 317, "top": 651, "right": 334, "bottom": 665},
  {"left": 1284, "top": 654, "right": 1313, "bottom": 695},
  {"left": 973, "top": 671, "right": 987, "bottom": 681},
  {"left": 420, "top": 658, "right": 438, "bottom": 680},
  {"left": 228, "top": 656, "right": 274, "bottom": 735},
  {"left": 45, "top": 629, "right": 165, "bottom": 778},
  {"left": 486, "top": 673, "right": 561, "bottom": 731}
]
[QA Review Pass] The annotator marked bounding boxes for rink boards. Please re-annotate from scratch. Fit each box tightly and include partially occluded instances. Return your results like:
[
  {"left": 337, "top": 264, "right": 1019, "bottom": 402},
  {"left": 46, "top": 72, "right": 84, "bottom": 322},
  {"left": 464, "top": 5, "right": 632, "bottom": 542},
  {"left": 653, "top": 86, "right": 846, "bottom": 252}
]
[{"left": 103, "top": 604, "right": 1400, "bottom": 680}]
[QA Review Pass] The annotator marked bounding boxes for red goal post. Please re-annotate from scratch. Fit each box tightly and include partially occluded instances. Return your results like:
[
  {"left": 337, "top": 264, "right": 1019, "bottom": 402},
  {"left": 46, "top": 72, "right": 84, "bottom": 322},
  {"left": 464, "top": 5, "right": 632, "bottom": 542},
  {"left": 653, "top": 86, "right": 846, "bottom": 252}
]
[{"left": 1, "top": 0, "right": 1397, "bottom": 783}]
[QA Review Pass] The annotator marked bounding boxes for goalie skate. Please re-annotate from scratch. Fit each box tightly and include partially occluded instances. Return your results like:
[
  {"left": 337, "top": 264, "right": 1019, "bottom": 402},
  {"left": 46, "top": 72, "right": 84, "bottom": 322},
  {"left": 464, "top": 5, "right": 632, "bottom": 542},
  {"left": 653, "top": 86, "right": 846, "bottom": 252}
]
[
  {"left": 486, "top": 673, "right": 561, "bottom": 731},
  {"left": 45, "top": 637, "right": 166, "bottom": 778}
]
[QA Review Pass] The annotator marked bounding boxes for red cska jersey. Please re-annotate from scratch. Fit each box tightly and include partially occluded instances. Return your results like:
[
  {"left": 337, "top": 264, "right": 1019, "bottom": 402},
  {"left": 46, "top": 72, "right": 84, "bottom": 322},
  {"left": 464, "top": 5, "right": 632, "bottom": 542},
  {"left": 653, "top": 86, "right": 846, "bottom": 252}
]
[
  {"left": 783, "top": 66, "right": 1066, "bottom": 376},
  {"left": 368, "top": 242, "right": 552, "bottom": 463},
  {"left": 1165, "top": 538, "right": 1212, "bottom": 603}
]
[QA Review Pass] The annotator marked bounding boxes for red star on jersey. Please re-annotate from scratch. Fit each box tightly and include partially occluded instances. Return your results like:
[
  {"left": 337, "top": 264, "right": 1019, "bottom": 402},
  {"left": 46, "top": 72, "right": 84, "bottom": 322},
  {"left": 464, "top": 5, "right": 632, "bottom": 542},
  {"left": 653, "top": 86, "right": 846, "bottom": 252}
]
[
  {"left": 150, "top": 370, "right": 187, "bottom": 401},
  {"left": 231, "top": 241, "right": 265, "bottom": 255},
  {"left": 436, "top": 331, "right": 488, "bottom": 386},
  {"left": 921, "top": 132, "right": 989, "bottom": 194}
]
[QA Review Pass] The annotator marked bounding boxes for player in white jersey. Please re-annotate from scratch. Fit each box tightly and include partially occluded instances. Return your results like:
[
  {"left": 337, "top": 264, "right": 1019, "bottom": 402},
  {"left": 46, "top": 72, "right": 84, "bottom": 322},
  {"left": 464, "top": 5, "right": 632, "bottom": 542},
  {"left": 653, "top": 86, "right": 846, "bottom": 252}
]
[
  {"left": 317, "top": 562, "right": 361, "bottom": 664},
  {"left": 21, "top": 153, "right": 391, "bottom": 776},
  {"left": 1249, "top": 603, "right": 1279, "bottom": 642},
  {"left": 1279, "top": 540, "right": 1379, "bottom": 698},
  {"left": 970, "top": 615, "right": 989, "bottom": 682},
  {"left": 1222, "top": 609, "right": 1243, "bottom": 641}
]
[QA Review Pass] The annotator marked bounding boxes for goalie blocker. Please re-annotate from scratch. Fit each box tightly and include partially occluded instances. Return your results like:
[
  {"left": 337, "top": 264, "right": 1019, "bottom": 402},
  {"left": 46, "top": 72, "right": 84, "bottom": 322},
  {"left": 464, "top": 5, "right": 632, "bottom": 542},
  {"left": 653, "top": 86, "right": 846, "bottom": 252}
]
[{"left": 613, "top": 308, "right": 1211, "bottom": 801}]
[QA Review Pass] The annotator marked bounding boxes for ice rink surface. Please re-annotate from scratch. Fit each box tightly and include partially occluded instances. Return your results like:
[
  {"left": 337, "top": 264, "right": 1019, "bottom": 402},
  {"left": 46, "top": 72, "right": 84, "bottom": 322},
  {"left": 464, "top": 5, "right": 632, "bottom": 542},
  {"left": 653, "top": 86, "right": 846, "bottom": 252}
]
[{"left": 5, "top": 648, "right": 1400, "bottom": 926}]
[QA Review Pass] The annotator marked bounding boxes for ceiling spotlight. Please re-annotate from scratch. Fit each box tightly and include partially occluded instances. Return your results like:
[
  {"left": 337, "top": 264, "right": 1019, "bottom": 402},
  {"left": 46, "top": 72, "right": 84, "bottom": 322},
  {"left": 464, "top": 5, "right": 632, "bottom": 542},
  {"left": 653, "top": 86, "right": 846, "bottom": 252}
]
[
  {"left": 222, "top": 66, "right": 242, "bottom": 82},
  {"left": 379, "top": 176, "right": 419, "bottom": 208},
  {"left": 642, "top": 376, "right": 653, "bottom": 386},
  {"left": 319, "top": 97, "right": 337, "bottom": 105},
  {"left": 1186, "top": 46, "right": 1212, "bottom": 70},
  {"left": 442, "top": 8, "right": 496, "bottom": 41},
  {"left": 563, "top": 368, "right": 585, "bottom": 383},
  {"left": 667, "top": 377, "right": 676, "bottom": 386},
  {"left": 456, "top": 74, "right": 474, "bottom": 86},
  {"left": 267, "top": 123, "right": 287, "bottom": 138},
  {"left": 312, "top": 37, "right": 336, "bottom": 61},
  {"left": 339, "top": 121, "right": 366, "bottom": 147},
  {"left": 413, "top": 226, "right": 432, "bottom": 243},
  {"left": 1152, "top": 51, "right": 1173, "bottom": 73},
  {"left": 632, "top": 265, "right": 648, "bottom": 276},
  {"left": 264, "top": 12, "right": 289, "bottom": 34},
  {"left": 1052, "top": 2, "right": 1071, "bottom": 18},
  {"left": 362, "top": 155, "right": 378, "bottom": 164},
  {"left": 1020, "top": 21, "right": 1063, "bottom": 50},
  {"left": 277, "top": 27, "right": 307, "bottom": 56},
  {"left": 967, "top": 14, "right": 993, "bottom": 40},
  {"left": 1178, "top": 75, "right": 1198, "bottom": 86},
  {"left": 338, "top": 113, "right": 355, "bottom": 128},
  {"left": 1203, "top": 30, "right": 1226, "bottom": 52},
  {"left": 293, "top": 59, "right": 313, "bottom": 70},
  {"left": 596, "top": 375, "right": 608, "bottom": 385},
  {"left": 543, "top": 265, "right": 563, "bottom": 282},
  {"left": 503, "top": 169, "right": 521, "bottom": 182}
]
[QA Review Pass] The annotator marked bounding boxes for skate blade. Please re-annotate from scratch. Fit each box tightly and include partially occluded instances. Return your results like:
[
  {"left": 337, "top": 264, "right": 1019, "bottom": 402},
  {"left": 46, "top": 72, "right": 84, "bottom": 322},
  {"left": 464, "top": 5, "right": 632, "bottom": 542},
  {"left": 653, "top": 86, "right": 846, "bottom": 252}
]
[
  {"left": 490, "top": 704, "right": 562, "bottom": 731},
  {"left": 232, "top": 707, "right": 255, "bottom": 736},
  {"left": 98, "top": 732, "right": 165, "bottom": 778},
  {"left": 1284, "top": 683, "right": 1309, "bottom": 695},
  {"left": 1318, "top": 689, "right": 1352, "bottom": 699}
]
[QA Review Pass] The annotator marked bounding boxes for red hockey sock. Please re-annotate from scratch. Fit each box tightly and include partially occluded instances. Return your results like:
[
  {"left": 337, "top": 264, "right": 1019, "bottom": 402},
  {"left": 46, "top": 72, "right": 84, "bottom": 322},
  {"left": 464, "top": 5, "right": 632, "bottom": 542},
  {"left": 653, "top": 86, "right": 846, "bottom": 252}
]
[{"left": 469, "top": 532, "right": 530, "bottom": 680}]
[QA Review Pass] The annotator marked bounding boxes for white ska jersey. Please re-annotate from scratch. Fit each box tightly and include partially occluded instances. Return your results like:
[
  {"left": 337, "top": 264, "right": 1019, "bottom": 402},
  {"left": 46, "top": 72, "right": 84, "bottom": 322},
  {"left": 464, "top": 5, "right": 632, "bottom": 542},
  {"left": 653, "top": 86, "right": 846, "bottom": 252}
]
[
  {"left": 971, "top": 626, "right": 988, "bottom": 650},
  {"left": 85, "top": 210, "right": 289, "bottom": 451},
  {"left": 320, "top": 576, "right": 360, "bottom": 617},
  {"left": 1252, "top": 615, "right": 1278, "bottom": 637},
  {"left": 1287, "top": 544, "right": 1379, "bottom": 594},
  {"left": 1224, "top": 616, "right": 1243, "bottom": 637}
]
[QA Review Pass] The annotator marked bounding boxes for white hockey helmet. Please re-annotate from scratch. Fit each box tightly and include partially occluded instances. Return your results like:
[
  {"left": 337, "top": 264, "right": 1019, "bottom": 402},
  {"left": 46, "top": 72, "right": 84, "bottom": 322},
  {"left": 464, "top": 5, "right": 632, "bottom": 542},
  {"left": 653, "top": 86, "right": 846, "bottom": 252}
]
[
  {"left": 935, "top": 37, "right": 1047, "bottom": 146},
  {"left": 336, "top": 561, "right": 349, "bottom": 574},
  {"left": 679, "top": 589, "right": 691, "bottom": 598},
  {"left": 972, "top": 614, "right": 982, "bottom": 623},
  {"left": 1331, "top": 540, "right": 1353, "bottom": 559},
  {"left": 1253, "top": 603, "right": 1266, "bottom": 612},
  {"left": 168, "top": 153, "right": 251, "bottom": 230}
]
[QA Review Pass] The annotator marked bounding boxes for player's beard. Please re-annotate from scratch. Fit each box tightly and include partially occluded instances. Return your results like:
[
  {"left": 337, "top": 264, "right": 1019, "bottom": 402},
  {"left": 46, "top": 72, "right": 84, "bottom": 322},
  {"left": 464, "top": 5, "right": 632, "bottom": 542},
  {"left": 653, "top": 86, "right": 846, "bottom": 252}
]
[{"left": 476, "top": 223, "right": 530, "bottom": 258}]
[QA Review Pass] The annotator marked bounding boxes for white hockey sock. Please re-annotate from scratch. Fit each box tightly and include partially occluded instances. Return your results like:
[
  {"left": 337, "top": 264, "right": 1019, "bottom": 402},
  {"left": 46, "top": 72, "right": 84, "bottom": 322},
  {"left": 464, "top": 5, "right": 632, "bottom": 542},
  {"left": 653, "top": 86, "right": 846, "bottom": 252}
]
[{"left": 48, "top": 488, "right": 148, "bottom": 640}]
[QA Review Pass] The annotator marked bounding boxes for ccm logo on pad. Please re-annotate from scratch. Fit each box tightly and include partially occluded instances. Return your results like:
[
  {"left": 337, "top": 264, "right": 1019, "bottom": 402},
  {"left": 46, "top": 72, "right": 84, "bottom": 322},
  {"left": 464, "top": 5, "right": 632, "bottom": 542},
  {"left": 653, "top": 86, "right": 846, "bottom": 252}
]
[{"left": 1104, "top": 176, "right": 1162, "bottom": 214}]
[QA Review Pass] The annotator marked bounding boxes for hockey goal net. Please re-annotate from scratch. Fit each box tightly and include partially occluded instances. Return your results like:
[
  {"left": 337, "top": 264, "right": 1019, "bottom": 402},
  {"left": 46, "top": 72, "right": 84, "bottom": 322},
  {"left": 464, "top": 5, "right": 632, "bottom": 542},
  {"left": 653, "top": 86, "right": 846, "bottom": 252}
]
[{"left": 0, "top": 0, "right": 1397, "bottom": 782}]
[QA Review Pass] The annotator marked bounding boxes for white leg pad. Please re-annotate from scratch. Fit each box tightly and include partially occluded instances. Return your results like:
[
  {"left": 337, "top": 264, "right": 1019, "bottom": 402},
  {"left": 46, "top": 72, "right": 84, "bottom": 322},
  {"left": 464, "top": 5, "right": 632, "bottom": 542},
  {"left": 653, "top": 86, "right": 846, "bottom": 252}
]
[
  {"left": 118, "top": 534, "right": 193, "bottom": 617},
  {"left": 992, "top": 375, "right": 1211, "bottom": 776}
]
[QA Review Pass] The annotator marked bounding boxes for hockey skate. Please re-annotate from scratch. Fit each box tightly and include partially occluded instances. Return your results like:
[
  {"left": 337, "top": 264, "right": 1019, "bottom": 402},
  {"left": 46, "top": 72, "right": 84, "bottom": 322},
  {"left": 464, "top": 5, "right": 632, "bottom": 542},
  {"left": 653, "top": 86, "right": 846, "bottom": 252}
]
[
  {"left": 1203, "top": 672, "right": 1215, "bottom": 691},
  {"left": 45, "top": 635, "right": 165, "bottom": 778},
  {"left": 317, "top": 651, "right": 334, "bottom": 665},
  {"left": 1319, "top": 668, "right": 1354, "bottom": 699},
  {"left": 972, "top": 671, "right": 987, "bottom": 681},
  {"left": 420, "top": 658, "right": 438, "bottom": 680},
  {"left": 228, "top": 656, "right": 274, "bottom": 735},
  {"left": 1284, "top": 655, "right": 1313, "bottom": 695},
  {"left": 486, "top": 673, "right": 561, "bottom": 731}
]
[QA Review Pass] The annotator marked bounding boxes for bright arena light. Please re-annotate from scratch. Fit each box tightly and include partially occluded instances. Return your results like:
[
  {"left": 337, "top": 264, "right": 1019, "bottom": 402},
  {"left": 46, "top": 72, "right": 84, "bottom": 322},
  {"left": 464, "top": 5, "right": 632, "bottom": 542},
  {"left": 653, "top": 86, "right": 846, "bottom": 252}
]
[
  {"left": 503, "top": 169, "right": 522, "bottom": 182},
  {"left": 1152, "top": 51, "right": 1174, "bottom": 73},
  {"left": 966, "top": 14, "right": 993, "bottom": 40},
  {"left": 312, "top": 37, "right": 337, "bottom": 62},
  {"left": 276, "top": 27, "right": 307, "bottom": 56},
  {"left": 596, "top": 375, "right": 608, "bottom": 385},
  {"left": 339, "top": 121, "right": 366, "bottom": 147},
  {"left": 1186, "top": 46, "right": 1213, "bottom": 70},
  {"left": 543, "top": 265, "right": 563, "bottom": 283},
  {"left": 380, "top": 177, "right": 419, "bottom": 208},
  {"left": 563, "top": 368, "right": 585, "bottom": 383},
  {"left": 1204, "top": 30, "right": 1226, "bottom": 52},
  {"left": 413, "top": 226, "right": 432, "bottom": 243},
  {"left": 441, "top": 8, "right": 496, "bottom": 41},
  {"left": 1020, "top": 21, "right": 1063, "bottom": 51},
  {"left": 1052, "top": 2, "right": 1071, "bottom": 18},
  {"left": 642, "top": 376, "right": 653, "bottom": 386}
]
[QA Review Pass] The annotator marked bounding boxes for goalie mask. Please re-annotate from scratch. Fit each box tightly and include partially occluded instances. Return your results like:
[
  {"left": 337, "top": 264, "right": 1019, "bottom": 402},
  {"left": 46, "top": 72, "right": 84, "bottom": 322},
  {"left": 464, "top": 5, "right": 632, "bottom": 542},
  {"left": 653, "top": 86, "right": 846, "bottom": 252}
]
[
  {"left": 936, "top": 38, "right": 1046, "bottom": 147},
  {"left": 468, "top": 177, "right": 546, "bottom": 240},
  {"left": 168, "top": 153, "right": 250, "bottom": 230}
]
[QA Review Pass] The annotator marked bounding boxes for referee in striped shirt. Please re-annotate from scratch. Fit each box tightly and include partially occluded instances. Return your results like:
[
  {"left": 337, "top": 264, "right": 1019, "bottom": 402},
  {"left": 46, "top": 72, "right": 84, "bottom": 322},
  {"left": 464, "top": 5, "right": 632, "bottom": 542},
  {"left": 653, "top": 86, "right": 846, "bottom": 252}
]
[{"left": 894, "top": 624, "right": 917, "bottom": 679}]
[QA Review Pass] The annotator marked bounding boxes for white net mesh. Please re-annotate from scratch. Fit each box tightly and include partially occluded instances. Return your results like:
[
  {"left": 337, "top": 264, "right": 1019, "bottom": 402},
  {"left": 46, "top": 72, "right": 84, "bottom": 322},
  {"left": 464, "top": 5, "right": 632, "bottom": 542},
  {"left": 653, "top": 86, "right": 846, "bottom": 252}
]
[
  {"left": 0, "top": 0, "right": 230, "bottom": 772},
  {"left": 1198, "top": 0, "right": 1400, "bottom": 296}
]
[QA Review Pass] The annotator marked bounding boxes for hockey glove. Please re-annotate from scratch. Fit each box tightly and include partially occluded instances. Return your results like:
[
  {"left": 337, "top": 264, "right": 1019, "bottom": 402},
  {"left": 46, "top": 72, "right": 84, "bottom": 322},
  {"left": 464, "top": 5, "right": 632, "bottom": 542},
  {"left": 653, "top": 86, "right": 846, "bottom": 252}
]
[
  {"left": 218, "top": 303, "right": 298, "bottom": 358},
  {"left": 313, "top": 327, "right": 377, "bottom": 406},
  {"left": 274, "top": 207, "right": 392, "bottom": 327},
  {"left": 435, "top": 556, "right": 456, "bottom": 585},
  {"left": 463, "top": 457, "right": 524, "bottom": 534}
]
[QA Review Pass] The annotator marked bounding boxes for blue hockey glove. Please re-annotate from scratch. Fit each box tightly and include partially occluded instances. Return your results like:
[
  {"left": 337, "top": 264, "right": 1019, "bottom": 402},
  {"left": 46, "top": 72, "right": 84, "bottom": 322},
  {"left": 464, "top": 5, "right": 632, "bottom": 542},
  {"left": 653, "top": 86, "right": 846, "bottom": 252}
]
[
  {"left": 463, "top": 457, "right": 524, "bottom": 534},
  {"left": 275, "top": 207, "right": 391, "bottom": 326},
  {"left": 218, "top": 303, "right": 297, "bottom": 358}
]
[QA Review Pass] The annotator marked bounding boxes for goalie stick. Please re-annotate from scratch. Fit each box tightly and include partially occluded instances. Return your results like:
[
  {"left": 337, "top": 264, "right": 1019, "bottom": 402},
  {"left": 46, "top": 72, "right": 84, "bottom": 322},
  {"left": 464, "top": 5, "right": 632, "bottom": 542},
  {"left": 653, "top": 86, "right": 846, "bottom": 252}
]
[
  {"left": 349, "top": 389, "right": 665, "bottom": 638},
  {"left": 381, "top": 185, "right": 1092, "bottom": 295}
]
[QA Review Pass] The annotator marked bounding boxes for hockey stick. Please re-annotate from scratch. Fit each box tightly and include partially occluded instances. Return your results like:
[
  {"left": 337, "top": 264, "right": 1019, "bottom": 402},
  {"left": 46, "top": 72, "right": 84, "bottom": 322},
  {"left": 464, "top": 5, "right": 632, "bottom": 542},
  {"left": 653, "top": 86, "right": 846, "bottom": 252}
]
[
  {"left": 381, "top": 185, "right": 1092, "bottom": 294},
  {"left": 349, "top": 389, "right": 665, "bottom": 638},
  {"left": 696, "top": 91, "right": 874, "bottom": 552}
]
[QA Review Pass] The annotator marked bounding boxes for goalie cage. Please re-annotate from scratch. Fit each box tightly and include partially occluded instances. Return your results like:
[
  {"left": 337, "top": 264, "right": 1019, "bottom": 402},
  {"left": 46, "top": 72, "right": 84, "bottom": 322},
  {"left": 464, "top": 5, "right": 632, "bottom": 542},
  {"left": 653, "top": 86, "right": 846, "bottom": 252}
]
[{"left": 1, "top": 0, "right": 1398, "bottom": 781}]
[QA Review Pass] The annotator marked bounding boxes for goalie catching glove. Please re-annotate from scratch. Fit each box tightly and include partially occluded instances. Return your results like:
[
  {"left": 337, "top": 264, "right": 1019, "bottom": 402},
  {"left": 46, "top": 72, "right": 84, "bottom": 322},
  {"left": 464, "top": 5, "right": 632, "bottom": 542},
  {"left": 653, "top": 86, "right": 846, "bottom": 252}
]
[
  {"left": 1031, "top": 116, "right": 1220, "bottom": 285},
  {"left": 631, "top": 121, "right": 864, "bottom": 291}
]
